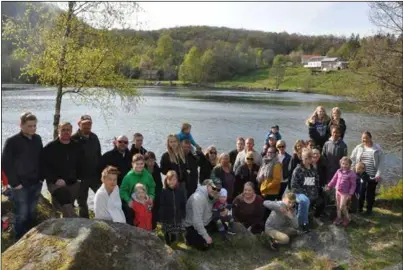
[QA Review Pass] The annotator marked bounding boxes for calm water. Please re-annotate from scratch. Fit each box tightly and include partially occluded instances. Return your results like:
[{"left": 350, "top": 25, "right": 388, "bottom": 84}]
[{"left": 2, "top": 85, "right": 401, "bottom": 208}]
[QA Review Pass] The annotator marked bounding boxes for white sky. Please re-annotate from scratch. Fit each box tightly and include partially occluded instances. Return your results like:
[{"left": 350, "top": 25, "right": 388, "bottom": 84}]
[{"left": 135, "top": 1, "right": 375, "bottom": 37}]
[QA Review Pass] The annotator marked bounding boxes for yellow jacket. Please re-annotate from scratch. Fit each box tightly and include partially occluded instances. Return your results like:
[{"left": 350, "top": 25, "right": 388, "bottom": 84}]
[{"left": 260, "top": 163, "right": 283, "bottom": 196}]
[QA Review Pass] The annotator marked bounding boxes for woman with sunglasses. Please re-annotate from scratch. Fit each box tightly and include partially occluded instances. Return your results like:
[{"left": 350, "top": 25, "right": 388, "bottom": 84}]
[
  {"left": 234, "top": 152, "right": 260, "bottom": 198},
  {"left": 276, "top": 140, "right": 291, "bottom": 199},
  {"left": 99, "top": 135, "right": 132, "bottom": 187},
  {"left": 232, "top": 182, "right": 265, "bottom": 234},
  {"left": 199, "top": 146, "right": 219, "bottom": 184}
]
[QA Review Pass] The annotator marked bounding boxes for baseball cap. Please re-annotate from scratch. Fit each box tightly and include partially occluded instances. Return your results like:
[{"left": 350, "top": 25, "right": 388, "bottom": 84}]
[
  {"left": 268, "top": 134, "right": 276, "bottom": 139},
  {"left": 79, "top": 115, "right": 92, "bottom": 123},
  {"left": 204, "top": 178, "right": 223, "bottom": 190}
]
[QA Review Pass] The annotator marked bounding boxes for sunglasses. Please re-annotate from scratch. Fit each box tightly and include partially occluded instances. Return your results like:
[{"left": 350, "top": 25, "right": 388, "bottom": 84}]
[
  {"left": 246, "top": 158, "right": 254, "bottom": 161},
  {"left": 212, "top": 186, "right": 221, "bottom": 192},
  {"left": 210, "top": 151, "right": 217, "bottom": 155},
  {"left": 268, "top": 152, "right": 276, "bottom": 154},
  {"left": 277, "top": 145, "right": 285, "bottom": 148},
  {"left": 118, "top": 140, "right": 128, "bottom": 144}
]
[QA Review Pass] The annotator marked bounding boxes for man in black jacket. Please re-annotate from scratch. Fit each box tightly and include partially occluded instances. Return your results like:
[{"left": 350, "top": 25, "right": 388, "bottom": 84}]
[
  {"left": 43, "top": 122, "right": 82, "bottom": 218},
  {"left": 99, "top": 135, "right": 132, "bottom": 186},
  {"left": 71, "top": 115, "right": 102, "bottom": 218},
  {"left": 130, "top": 132, "right": 147, "bottom": 156},
  {"left": 1, "top": 112, "right": 43, "bottom": 240},
  {"left": 181, "top": 139, "right": 200, "bottom": 198},
  {"left": 229, "top": 137, "right": 245, "bottom": 166}
]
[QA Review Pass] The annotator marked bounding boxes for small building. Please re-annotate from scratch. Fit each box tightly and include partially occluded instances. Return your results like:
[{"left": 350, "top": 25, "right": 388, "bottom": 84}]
[
  {"left": 321, "top": 57, "right": 348, "bottom": 71},
  {"left": 301, "top": 55, "right": 321, "bottom": 65},
  {"left": 304, "top": 56, "right": 326, "bottom": 68}
]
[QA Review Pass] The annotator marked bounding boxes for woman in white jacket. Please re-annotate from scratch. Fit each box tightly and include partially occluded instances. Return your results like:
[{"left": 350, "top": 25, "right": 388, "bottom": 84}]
[{"left": 94, "top": 166, "right": 126, "bottom": 223}]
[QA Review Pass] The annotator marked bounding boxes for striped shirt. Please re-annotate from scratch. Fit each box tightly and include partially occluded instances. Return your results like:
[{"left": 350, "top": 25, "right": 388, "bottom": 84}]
[{"left": 360, "top": 147, "right": 377, "bottom": 177}]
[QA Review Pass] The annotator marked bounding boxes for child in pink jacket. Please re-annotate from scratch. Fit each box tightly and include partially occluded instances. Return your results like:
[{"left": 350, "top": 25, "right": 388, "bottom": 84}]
[{"left": 326, "top": 156, "right": 356, "bottom": 227}]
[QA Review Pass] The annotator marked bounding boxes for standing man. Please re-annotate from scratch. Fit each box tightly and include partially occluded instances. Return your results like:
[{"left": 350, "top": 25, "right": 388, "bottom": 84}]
[
  {"left": 233, "top": 137, "right": 263, "bottom": 172},
  {"left": 99, "top": 135, "right": 132, "bottom": 186},
  {"left": 229, "top": 137, "right": 245, "bottom": 166},
  {"left": 43, "top": 122, "right": 83, "bottom": 218},
  {"left": 130, "top": 133, "right": 147, "bottom": 156},
  {"left": 72, "top": 115, "right": 102, "bottom": 218},
  {"left": 2, "top": 112, "right": 43, "bottom": 240}
]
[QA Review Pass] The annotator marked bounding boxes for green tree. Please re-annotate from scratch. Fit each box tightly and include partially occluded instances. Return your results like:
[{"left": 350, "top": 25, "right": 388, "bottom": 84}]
[
  {"left": 178, "top": 46, "right": 202, "bottom": 83},
  {"left": 326, "top": 47, "right": 337, "bottom": 57},
  {"left": 200, "top": 49, "right": 215, "bottom": 82},
  {"left": 2, "top": 2, "right": 141, "bottom": 138}
]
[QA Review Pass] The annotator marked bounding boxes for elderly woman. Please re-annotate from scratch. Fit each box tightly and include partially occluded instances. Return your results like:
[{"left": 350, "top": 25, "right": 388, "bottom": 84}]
[
  {"left": 276, "top": 140, "right": 291, "bottom": 199},
  {"left": 232, "top": 182, "right": 265, "bottom": 234},
  {"left": 94, "top": 166, "right": 126, "bottom": 223},
  {"left": 234, "top": 151, "right": 260, "bottom": 197},
  {"left": 211, "top": 153, "right": 236, "bottom": 203},
  {"left": 350, "top": 131, "right": 384, "bottom": 215},
  {"left": 290, "top": 148, "right": 319, "bottom": 232}
]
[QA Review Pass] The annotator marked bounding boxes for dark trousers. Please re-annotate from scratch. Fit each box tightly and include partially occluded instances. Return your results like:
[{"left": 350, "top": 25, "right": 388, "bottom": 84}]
[
  {"left": 185, "top": 221, "right": 215, "bottom": 251},
  {"left": 359, "top": 181, "right": 377, "bottom": 213},
  {"left": 12, "top": 182, "right": 43, "bottom": 240},
  {"left": 48, "top": 182, "right": 80, "bottom": 218},
  {"left": 122, "top": 201, "right": 134, "bottom": 225},
  {"left": 152, "top": 198, "right": 160, "bottom": 230},
  {"left": 164, "top": 232, "right": 177, "bottom": 246},
  {"left": 278, "top": 182, "right": 288, "bottom": 200},
  {"left": 313, "top": 193, "right": 326, "bottom": 218},
  {"left": 77, "top": 178, "right": 101, "bottom": 218},
  {"left": 263, "top": 194, "right": 279, "bottom": 221}
]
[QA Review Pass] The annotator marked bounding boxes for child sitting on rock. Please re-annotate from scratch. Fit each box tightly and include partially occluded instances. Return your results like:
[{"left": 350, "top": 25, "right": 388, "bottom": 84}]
[
  {"left": 213, "top": 188, "right": 236, "bottom": 239},
  {"left": 326, "top": 157, "right": 356, "bottom": 227},
  {"left": 263, "top": 191, "right": 298, "bottom": 251},
  {"left": 132, "top": 183, "right": 153, "bottom": 231},
  {"left": 159, "top": 170, "right": 187, "bottom": 245}
]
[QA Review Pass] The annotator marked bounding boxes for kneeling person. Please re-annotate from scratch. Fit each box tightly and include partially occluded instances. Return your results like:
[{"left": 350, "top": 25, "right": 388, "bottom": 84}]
[{"left": 264, "top": 191, "right": 298, "bottom": 250}]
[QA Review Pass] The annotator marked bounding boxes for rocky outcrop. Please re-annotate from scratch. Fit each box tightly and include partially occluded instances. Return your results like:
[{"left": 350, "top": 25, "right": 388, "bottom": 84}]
[
  {"left": 2, "top": 218, "right": 184, "bottom": 270},
  {"left": 291, "top": 225, "right": 351, "bottom": 264}
]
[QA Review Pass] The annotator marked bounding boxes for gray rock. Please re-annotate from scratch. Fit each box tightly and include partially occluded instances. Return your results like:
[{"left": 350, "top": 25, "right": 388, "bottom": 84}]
[
  {"left": 254, "top": 262, "right": 285, "bottom": 270},
  {"left": 231, "top": 222, "right": 258, "bottom": 247},
  {"left": 2, "top": 218, "right": 184, "bottom": 270},
  {"left": 383, "top": 262, "right": 403, "bottom": 270},
  {"left": 291, "top": 225, "right": 351, "bottom": 264}
]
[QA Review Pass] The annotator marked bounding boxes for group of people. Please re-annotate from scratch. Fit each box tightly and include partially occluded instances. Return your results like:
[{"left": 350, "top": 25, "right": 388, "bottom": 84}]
[{"left": 1, "top": 105, "right": 385, "bottom": 251}]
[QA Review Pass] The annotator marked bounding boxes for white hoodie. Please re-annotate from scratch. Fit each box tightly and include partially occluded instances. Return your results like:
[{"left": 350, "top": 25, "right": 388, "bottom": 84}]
[{"left": 94, "top": 184, "right": 126, "bottom": 223}]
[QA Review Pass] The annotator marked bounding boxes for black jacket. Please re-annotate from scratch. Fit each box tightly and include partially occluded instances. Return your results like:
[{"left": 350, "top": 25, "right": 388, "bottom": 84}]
[
  {"left": 234, "top": 164, "right": 260, "bottom": 197},
  {"left": 184, "top": 152, "right": 199, "bottom": 198},
  {"left": 99, "top": 147, "right": 132, "bottom": 186},
  {"left": 314, "top": 156, "right": 327, "bottom": 188},
  {"left": 308, "top": 120, "right": 331, "bottom": 151},
  {"left": 71, "top": 130, "right": 101, "bottom": 180},
  {"left": 198, "top": 153, "right": 215, "bottom": 184},
  {"left": 288, "top": 154, "right": 302, "bottom": 188},
  {"left": 130, "top": 145, "right": 147, "bottom": 156},
  {"left": 329, "top": 118, "right": 347, "bottom": 139},
  {"left": 159, "top": 186, "right": 187, "bottom": 225},
  {"left": 43, "top": 139, "right": 83, "bottom": 185},
  {"left": 229, "top": 149, "right": 239, "bottom": 167},
  {"left": 147, "top": 163, "right": 163, "bottom": 202},
  {"left": 1, "top": 132, "right": 43, "bottom": 187},
  {"left": 280, "top": 152, "right": 292, "bottom": 182},
  {"left": 160, "top": 152, "right": 188, "bottom": 183}
]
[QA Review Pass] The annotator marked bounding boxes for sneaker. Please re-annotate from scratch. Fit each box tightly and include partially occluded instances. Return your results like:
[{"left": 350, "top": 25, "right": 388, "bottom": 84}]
[
  {"left": 300, "top": 224, "right": 310, "bottom": 233},
  {"left": 342, "top": 218, "right": 351, "bottom": 227},
  {"left": 227, "top": 230, "right": 236, "bottom": 236},
  {"left": 313, "top": 217, "right": 324, "bottom": 227},
  {"left": 267, "top": 238, "right": 279, "bottom": 251},
  {"left": 333, "top": 217, "right": 343, "bottom": 225}
]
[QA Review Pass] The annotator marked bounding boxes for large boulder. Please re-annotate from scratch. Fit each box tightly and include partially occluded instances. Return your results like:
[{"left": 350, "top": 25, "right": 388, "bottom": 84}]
[
  {"left": 291, "top": 225, "right": 351, "bottom": 264},
  {"left": 2, "top": 218, "right": 184, "bottom": 270}
]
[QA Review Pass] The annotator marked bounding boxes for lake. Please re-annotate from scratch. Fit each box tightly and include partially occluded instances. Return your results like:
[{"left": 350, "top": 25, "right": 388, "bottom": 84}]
[{"left": 2, "top": 85, "right": 401, "bottom": 208}]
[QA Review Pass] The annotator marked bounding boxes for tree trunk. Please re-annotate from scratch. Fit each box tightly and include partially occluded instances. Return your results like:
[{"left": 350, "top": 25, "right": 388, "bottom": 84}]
[{"left": 53, "top": 1, "right": 75, "bottom": 139}]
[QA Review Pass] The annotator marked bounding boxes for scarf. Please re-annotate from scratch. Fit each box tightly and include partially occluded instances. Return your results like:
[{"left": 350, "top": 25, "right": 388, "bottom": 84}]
[{"left": 257, "top": 156, "right": 280, "bottom": 182}]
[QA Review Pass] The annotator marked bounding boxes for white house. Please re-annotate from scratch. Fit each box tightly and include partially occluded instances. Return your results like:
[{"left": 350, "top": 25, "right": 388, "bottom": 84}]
[
  {"left": 304, "top": 56, "right": 326, "bottom": 68},
  {"left": 321, "top": 57, "right": 349, "bottom": 71}
]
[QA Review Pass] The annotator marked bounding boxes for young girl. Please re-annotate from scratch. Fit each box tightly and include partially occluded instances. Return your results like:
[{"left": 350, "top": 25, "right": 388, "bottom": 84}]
[
  {"left": 159, "top": 170, "right": 187, "bottom": 245},
  {"left": 132, "top": 183, "right": 153, "bottom": 231},
  {"left": 306, "top": 106, "right": 331, "bottom": 151},
  {"left": 326, "top": 157, "right": 356, "bottom": 226}
]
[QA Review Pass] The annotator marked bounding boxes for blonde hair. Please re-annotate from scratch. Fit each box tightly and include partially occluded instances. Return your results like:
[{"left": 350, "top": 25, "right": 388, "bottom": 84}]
[
  {"left": 301, "top": 148, "right": 313, "bottom": 160},
  {"left": 245, "top": 151, "right": 255, "bottom": 161},
  {"left": 284, "top": 191, "right": 296, "bottom": 203},
  {"left": 340, "top": 156, "right": 352, "bottom": 166},
  {"left": 306, "top": 106, "right": 330, "bottom": 126},
  {"left": 135, "top": 183, "right": 147, "bottom": 194},
  {"left": 166, "top": 134, "right": 186, "bottom": 164},
  {"left": 218, "top": 153, "right": 232, "bottom": 170},
  {"left": 164, "top": 170, "right": 178, "bottom": 189},
  {"left": 276, "top": 140, "right": 286, "bottom": 148},
  {"left": 101, "top": 166, "right": 120, "bottom": 182},
  {"left": 293, "top": 140, "right": 306, "bottom": 155}
]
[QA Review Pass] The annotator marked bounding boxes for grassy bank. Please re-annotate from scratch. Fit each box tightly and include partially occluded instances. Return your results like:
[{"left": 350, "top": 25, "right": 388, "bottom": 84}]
[{"left": 129, "top": 67, "right": 376, "bottom": 97}]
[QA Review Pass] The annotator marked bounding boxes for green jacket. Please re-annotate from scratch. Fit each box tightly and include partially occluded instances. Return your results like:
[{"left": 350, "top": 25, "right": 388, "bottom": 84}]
[{"left": 120, "top": 168, "right": 156, "bottom": 204}]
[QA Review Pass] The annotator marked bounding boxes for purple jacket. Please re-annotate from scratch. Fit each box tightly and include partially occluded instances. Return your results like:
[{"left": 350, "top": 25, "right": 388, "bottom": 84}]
[{"left": 327, "top": 169, "right": 356, "bottom": 195}]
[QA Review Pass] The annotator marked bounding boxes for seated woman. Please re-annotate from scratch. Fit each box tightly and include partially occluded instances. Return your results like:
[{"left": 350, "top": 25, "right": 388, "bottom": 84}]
[
  {"left": 232, "top": 182, "right": 265, "bottom": 234},
  {"left": 94, "top": 166, "right": 126, "bottom": 223},
  {"left": 234, "top": 152, "right": 260, "bottom": 197}
]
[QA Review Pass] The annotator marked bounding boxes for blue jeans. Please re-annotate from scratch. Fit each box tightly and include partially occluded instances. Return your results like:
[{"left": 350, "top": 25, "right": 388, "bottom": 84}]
[
  {"left": 12, "top": 182, "right": 43, "bottom": 240},
  {"left": 296, "top": 193, "right": 310, "bottom": 226}
]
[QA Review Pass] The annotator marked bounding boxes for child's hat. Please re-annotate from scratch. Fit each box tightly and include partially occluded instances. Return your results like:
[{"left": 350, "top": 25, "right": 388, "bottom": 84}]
[{"left": 220, "top": 188, "right": 228, "bottom": 197}]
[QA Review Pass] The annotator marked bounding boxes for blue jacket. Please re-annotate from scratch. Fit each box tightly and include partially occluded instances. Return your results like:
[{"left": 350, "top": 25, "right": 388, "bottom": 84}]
[
  {"left": 265, "top": 131, "right": 282, "bottom": 144},
  {"left": 177, "top": 131, "right": 197, "bottom": 146}
]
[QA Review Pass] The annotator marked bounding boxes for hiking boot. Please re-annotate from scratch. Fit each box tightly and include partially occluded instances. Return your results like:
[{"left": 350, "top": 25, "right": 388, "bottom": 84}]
[{"left": 333, "top": 217, "right": 343, "bottom": 225}]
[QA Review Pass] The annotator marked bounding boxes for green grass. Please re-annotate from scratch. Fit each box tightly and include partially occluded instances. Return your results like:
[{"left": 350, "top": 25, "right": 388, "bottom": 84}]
[{"left": 378, "top": 180, "right": 403, "bottom": 201}]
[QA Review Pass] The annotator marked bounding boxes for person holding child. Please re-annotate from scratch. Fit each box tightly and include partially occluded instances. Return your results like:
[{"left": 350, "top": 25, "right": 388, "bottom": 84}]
[
  {"left": 159, "top": 170, "right": 187, "bottom": 245},
  {"left": 177, "top": 122, "right": 201, "bottom": 152},
  {"left": 131, "top": 183, "right": 153, "bottom": 231},
  {"left": 94, "top": 166, "right": 126, "bottom": 223},
  {"left": 326, "top": 157, "right": 356, "bottom": 226},
  {"left": 264, "top": 191, "right": 299, "bottom": 251},
  {"left": 265, "top": 125, "right": 282, "bottom": 143},
  {"left": 213, "top": 188, "right": 236, "bottom": 240}
]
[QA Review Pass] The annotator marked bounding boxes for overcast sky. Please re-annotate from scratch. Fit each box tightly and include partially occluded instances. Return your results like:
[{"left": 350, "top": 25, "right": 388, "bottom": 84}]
[{"left": 136, "top": 1, "right": 374, "bottom": 37}]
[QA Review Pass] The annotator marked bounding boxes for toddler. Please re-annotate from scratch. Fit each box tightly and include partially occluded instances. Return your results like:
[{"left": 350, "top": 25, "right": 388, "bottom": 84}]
[
  {"left": 177, "top": 122, "right": 201, "bottom": 152},
  {"left": 265, "top": 125, "right": 282, "bottom": 144},
  {"left": 326, "top": 157, "right": 356, "bottom": 226},
  {"left": 132, "top": 183, "right": 153, "bottom": 231},
  {"left": 213, "top": 188, "right": 236, "bottom": 239}
]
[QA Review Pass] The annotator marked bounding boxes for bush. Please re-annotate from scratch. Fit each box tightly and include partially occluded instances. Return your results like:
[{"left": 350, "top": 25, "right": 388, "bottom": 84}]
[{"left": 378, "top": 180, "right": 403, "bottom": 200}]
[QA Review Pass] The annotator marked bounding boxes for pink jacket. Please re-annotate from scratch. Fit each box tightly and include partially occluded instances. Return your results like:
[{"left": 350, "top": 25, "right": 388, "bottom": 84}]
[{"left": 327, "top": 169, "right": 356, "bottom": 195}]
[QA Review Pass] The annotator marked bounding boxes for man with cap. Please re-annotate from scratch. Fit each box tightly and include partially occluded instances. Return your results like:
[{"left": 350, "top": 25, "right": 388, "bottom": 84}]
[
  {"left": 184, "top": 179, "right": 222, "bottom": 250},
  {"left": 72, "top": 114, "right": 102, "bottom": 218},
  {"left": 262, "top": 134, "right": 278, "bottom": 156}
]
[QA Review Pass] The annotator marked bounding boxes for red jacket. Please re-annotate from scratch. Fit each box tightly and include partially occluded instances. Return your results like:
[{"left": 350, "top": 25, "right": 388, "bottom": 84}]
[
  {"left": 2, "top": 170, "right": 8, "bottom": 187},
  {"left": 132, "top": 199, "right": 152, "bottom": 231}
]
